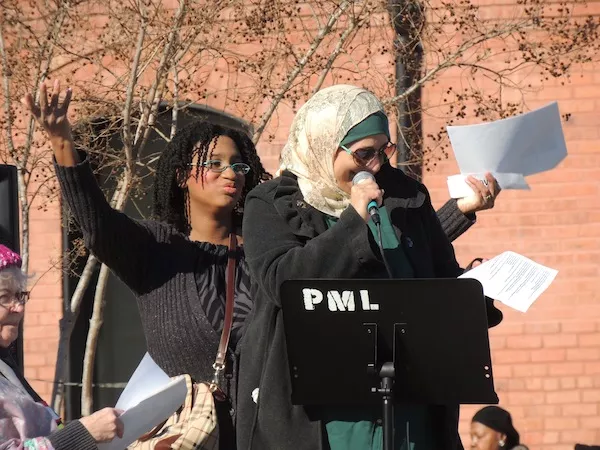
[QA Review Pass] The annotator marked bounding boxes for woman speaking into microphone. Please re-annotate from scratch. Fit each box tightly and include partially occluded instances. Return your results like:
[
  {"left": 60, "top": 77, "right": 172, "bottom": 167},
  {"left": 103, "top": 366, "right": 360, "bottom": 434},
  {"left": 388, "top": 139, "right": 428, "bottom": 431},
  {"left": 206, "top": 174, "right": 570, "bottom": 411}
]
[{"left": 237, "top": 85, "right": 502, "bottom": 450}]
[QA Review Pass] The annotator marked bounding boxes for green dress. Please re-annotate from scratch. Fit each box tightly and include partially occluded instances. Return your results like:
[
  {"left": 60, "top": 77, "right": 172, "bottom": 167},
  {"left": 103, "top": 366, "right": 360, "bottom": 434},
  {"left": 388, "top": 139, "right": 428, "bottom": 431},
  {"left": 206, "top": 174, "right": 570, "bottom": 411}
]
[{"left": 322, "top": 207, "right": 435, "bottom": 450}]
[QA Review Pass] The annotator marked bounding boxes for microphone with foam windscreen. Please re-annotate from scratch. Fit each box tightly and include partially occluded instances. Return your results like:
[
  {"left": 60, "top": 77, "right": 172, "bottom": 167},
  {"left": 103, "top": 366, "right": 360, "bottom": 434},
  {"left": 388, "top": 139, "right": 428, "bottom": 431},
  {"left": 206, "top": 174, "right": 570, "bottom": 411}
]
[{"left": 352, "top": 171, "right": 380, "bottom": 225}]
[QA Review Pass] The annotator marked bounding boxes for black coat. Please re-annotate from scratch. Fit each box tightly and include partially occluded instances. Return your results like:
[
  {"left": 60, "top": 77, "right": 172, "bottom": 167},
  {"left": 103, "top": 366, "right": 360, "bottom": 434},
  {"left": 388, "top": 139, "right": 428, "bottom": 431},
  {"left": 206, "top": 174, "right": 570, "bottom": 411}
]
[{"left": 236, "top": 165, "right": 501, "bottom": 450}]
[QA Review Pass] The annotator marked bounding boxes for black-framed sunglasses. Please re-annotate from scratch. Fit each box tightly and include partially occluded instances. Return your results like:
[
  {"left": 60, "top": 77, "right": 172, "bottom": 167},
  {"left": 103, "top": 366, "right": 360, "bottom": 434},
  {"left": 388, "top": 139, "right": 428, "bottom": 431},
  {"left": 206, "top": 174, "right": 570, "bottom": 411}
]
[
  {"left": 189, "top": 160, "right": 251, "bottom": 175},
  {"left": 0, "top": 291, "right": 30, "bottom": 308},
  {"left": 341, "top": 142, "right": 397, "bottom": 165}
]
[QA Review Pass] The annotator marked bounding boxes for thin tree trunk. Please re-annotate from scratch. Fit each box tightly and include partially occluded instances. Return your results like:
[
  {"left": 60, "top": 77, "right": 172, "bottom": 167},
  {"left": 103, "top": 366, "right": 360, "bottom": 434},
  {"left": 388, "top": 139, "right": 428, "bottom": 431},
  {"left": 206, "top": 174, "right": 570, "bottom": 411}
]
[
  {"left": 80, "top": 262, "right": 111, "bottom": 416},
  {"left": 51, "top": 253, "right": 99, "bottom": 411}
]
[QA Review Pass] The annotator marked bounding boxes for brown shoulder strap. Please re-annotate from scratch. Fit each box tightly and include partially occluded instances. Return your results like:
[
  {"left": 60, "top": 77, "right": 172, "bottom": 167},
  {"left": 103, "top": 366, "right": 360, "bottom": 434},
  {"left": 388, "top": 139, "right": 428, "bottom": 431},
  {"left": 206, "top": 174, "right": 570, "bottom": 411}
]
[{"left": 210, "top": 233, "right": 237, "bottom": 390}]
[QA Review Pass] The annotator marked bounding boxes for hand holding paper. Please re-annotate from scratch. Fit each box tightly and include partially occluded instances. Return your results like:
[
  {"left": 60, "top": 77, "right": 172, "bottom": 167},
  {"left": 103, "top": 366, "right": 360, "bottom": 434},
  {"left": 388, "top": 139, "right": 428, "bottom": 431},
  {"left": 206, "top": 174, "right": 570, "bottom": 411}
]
[
  {"left": 459, "top": 251, "right": 558, "bottom": 312},
  {"left": 455, "top": 173, "right": 501, "bottom": 215},
  {"left": 97, "top": 353, "right": 187, "bottom": 450},
  {"left": 446, "top": 102, "right": 568, "bottom": 198}
]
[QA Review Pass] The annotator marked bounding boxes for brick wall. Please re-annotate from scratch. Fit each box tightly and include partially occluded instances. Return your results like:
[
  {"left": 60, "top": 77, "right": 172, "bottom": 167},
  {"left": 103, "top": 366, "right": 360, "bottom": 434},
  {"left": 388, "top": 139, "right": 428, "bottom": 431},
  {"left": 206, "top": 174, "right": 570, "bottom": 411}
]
[
  {"left": 424, "top": 64, "right": 600, "bottom": 447},
  {"left": 17, "top": 4, "right": 600, "bottom": 449},
  {"left": 23, "top": 184, "right": 63, "bottom": 401}
]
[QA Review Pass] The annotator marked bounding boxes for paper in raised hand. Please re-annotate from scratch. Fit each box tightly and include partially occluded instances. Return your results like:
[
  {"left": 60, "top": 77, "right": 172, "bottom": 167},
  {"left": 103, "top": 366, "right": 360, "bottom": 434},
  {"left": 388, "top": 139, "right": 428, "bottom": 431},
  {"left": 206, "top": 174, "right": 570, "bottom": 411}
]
[{"left": 446, "top": 102, "right": 567, "bottom": 198}]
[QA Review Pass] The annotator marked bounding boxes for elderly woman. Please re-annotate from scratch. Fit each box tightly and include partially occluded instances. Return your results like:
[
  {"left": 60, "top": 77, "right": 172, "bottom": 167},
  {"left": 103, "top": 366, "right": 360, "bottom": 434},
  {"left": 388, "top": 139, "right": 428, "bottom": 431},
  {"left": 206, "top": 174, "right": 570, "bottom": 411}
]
[
  {"left": 236, "top": 85, "right": 502, "bottom": 450},
  {"left": 0, "top": 244, "right": 123, "bottom": 450},
  {"left": 470, "top": 406, "right": 523, "bottom": 450}
]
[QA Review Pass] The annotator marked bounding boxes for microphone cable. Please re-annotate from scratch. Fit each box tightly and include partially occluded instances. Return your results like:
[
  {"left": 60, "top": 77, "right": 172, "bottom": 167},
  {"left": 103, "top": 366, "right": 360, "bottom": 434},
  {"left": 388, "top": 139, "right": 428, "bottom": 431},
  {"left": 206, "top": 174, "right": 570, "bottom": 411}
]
[{"left": 375, "top": 220, "right": 393, "bottom": 279}]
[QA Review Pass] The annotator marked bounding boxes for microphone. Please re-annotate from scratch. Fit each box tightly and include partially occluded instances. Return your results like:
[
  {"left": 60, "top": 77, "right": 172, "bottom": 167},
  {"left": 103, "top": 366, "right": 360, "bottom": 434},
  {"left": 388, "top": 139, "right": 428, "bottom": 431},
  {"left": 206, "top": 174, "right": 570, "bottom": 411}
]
[{"left": 352, "top": 171, "right": 381, "bottom": 225}]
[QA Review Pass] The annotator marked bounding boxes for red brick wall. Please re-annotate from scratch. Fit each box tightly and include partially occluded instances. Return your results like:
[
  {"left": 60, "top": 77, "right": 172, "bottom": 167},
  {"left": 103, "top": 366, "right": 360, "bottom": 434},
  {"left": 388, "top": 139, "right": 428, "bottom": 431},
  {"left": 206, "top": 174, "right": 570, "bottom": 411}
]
[
  {"left": 23, "top": 185, "right": 63, "bottom": 401},
  {"left": 424, "top": 65, "right": 600, "bottom": 447},
  {"left": 17, "top": 6, "right": 600, "bottom": 449}
]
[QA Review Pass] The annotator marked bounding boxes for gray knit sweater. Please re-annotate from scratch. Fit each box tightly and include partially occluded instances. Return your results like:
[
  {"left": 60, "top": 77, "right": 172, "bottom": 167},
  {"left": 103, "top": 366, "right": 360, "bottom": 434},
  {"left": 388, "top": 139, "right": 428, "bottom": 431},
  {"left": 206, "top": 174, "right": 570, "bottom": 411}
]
[{"left": 55, "top": 158, "right": 254, "bottom": 403}]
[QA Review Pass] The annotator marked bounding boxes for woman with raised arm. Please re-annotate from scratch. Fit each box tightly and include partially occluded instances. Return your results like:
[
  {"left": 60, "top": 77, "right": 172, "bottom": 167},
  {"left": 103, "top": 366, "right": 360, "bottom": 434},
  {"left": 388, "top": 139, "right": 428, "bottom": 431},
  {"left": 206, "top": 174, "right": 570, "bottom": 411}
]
[
  {"left": 237, "top": 84, "right": 502, "bottom": 450},
  {"left": 23, "top": 81, "right": 271, "bottom": 448}
]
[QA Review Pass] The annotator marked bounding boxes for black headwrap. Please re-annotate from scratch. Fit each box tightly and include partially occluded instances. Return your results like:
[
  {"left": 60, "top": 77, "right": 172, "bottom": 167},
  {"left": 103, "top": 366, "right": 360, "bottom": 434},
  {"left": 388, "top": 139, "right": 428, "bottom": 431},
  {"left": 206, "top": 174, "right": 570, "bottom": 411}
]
[{"left": 472, "top": 406, "right": 520, "bottom": 449}]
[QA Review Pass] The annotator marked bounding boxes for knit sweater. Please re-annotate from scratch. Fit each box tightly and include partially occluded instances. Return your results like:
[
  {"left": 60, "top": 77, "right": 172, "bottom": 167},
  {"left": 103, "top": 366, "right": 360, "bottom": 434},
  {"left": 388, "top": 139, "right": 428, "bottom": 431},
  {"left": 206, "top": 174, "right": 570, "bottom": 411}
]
[
  {"left": 55, "top": 157, "right": 253, "bottom": 403},
  {"left": 436, "top": 198, "right": 476, "bottom": 242}
]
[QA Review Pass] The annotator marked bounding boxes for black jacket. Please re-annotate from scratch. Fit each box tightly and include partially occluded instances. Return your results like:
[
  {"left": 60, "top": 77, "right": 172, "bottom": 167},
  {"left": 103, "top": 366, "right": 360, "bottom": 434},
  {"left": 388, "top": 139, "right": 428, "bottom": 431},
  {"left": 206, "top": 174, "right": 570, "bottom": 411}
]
[{"left": 237, "top": 166, "right": 501, "bottom": 450}]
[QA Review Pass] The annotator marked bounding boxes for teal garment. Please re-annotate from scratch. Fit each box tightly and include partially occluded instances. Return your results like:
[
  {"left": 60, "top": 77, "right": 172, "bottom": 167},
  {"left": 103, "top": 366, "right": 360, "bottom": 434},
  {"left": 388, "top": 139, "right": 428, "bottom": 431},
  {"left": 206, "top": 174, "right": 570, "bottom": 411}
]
[
  {"left": 323, "top": 405, "right": 433, "bottom": 450},
  {"left": 322, "top": 207, "right": 434, "bottom": 450},
  {"left": 339, "top": 111, "right": 390, "bottom": 147},
  {"left": 324, "top": 206, "right": 413, "bottom": 280},
  {"left": 366, "top": 206, "right": 414, "bottom": 279}
]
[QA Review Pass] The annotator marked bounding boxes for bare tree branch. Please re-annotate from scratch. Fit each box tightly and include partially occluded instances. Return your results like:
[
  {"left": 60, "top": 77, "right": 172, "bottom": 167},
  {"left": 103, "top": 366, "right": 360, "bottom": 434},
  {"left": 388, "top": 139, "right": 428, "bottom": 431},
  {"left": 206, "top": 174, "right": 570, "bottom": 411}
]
[
  {"left": 312, "top": 11, "right": 366, "bottom": 94},
  {"left": 384, "top": 24, "right": 526, "bottom": 106},
  {"left": 133, "top": 0, "right": 188, "bottom": 159},
  {"left": 252, "top": 0, "right": 354, "bottom": 144},
  {"left": 170, "top": 66, "right": 179, "bottom": 140},
  {"left": 121, "top": 6, "right": 149, "bottom": 170}
]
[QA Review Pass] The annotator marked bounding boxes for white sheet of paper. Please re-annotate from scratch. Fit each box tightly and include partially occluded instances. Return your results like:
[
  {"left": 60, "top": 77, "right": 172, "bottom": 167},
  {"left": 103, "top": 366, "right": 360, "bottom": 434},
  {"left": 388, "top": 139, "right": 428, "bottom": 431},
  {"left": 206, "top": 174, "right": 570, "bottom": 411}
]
[
  {"left": 96, "top": 353, "right": 188, "bottom": 450},
  {"left": 447, "top": 173, "right": 530, "bottom": 198},
  {"left": 114, "top": 353, "right": 170, "bottom": 411},
  {"left": 97, "top": 376, "right": 187, "bottom": 450},
  {"left": 459, "top": 251, "right": 558, "bottom": 312},
  {"left": 446, "top": 102, "right": 567, "bottom": 197}
]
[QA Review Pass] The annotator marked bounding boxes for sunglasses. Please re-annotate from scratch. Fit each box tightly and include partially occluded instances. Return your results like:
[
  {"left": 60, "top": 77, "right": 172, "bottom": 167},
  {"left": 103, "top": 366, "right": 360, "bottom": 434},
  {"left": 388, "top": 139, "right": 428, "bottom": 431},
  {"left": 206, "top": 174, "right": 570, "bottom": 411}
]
[{"left": 341, "top": 142, "right": 397, "bottom": 165}]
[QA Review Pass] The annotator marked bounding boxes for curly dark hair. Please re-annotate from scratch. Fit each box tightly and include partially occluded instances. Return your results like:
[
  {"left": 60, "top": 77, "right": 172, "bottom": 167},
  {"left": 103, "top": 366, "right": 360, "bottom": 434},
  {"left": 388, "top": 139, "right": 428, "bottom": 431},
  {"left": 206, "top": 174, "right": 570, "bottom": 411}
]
[{"left": 153, "top": 120, "right": 271, "bottom": 234}]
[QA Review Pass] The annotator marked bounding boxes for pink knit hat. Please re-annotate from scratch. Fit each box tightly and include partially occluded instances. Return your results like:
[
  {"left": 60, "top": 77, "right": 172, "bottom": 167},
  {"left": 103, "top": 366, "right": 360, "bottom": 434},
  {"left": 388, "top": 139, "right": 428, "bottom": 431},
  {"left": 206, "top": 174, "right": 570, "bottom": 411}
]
[{"left": 0, "top": 244, "right": 22, "bottom": 270}]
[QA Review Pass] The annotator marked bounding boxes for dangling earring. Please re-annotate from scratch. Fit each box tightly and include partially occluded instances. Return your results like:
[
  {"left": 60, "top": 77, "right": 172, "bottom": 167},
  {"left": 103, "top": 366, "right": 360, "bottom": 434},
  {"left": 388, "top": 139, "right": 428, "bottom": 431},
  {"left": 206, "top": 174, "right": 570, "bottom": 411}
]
[
  {"left": 499, "top": 440, "right": 505, "bottom": 447},
  {"left": 234, "top": 199, "right": 244, "bottom": 214},
  {"left": 184, "top": 193, "right": 192, "bottom": 236}
]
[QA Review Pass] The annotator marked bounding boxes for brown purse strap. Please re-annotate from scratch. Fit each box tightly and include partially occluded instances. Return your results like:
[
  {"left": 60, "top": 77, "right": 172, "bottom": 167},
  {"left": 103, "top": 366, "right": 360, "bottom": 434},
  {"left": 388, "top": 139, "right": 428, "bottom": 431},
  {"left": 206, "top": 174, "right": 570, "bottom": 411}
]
[{"left": 210, "top": 233, "right": 237, "bottom": 390}]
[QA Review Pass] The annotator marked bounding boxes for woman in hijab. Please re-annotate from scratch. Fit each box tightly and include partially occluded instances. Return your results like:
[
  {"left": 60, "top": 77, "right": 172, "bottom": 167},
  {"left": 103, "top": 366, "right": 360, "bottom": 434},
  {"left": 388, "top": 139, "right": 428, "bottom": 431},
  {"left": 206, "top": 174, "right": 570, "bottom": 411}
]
[
  {"left": 470, "top": 406, "right": 522, "bottom": 450},
  {"left": 237, "top": 85, "right": 502, "bottom": 450},
  {"left": 0, "top": 244, "right": 123, "bottom": 450}
]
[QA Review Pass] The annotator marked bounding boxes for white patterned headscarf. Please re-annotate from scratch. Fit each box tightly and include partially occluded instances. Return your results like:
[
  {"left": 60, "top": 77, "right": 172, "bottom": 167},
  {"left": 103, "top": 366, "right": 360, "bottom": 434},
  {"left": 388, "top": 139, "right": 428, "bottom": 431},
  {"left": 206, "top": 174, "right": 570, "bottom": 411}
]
[{"left": 279, "top": 85, "right": 386, "bottom": 218}]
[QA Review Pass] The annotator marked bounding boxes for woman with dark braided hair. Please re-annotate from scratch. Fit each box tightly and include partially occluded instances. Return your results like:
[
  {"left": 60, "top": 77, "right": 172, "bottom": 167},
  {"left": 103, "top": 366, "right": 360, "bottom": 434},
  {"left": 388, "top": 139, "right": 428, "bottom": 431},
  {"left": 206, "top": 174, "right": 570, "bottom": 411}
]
[
  {"left": 153, "top": 120, "right": 269, "bottom": 235},
  {"left": 23, "top": 80, "right": 271, "bottom": 448}
]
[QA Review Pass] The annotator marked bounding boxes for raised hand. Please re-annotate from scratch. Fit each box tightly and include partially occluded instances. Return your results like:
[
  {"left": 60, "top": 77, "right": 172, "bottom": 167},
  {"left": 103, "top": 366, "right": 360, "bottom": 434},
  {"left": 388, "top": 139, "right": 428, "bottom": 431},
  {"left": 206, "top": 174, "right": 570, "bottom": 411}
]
[
  {"left": 22, "top": 79, "right": 73, "bottom": 139},
  {"left": 21, "top": 80, "right": 78, "bottom": 166},
  {"left": 456, "top": 172, "right": 501, "bottom": 215}
]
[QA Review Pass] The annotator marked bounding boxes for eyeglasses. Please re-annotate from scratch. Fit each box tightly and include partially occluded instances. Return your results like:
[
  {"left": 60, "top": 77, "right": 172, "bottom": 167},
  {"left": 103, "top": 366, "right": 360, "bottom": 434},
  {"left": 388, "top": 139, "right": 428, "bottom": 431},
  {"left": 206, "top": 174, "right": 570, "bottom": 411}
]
[
  {"left": 340, "top": 142, "right": 397, "bottom": 165},
  {"left": 190, "top": 160, "right": 251, "bottom": 175},
  {"left": 0, "top": 291, "right": 30, "bottom": 308}
]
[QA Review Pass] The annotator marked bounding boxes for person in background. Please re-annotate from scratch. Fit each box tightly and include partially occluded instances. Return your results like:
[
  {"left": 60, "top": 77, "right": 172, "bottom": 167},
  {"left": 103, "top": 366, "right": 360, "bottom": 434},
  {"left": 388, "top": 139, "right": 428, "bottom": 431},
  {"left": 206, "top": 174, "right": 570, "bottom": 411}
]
[
  {"left": 0, "top": 244, "right": 123, "bottom": 450},
  {"left": 470, "top": 406, "right": 523, "bottom": 450}
]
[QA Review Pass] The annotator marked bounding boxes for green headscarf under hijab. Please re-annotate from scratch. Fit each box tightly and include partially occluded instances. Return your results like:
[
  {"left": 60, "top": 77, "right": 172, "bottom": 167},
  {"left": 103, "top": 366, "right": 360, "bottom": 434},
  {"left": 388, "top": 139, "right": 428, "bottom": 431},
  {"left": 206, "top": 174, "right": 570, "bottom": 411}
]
[{"left": 339, "top": 111, "right": 390, "bottom": 147}]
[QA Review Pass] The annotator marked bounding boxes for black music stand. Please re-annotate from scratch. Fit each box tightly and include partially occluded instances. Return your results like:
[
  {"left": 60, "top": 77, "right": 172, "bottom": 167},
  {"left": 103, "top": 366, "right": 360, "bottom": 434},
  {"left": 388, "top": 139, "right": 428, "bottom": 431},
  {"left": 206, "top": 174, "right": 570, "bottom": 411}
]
[{"left": 280, "top": 278, "right": 499, "bottom": 450}]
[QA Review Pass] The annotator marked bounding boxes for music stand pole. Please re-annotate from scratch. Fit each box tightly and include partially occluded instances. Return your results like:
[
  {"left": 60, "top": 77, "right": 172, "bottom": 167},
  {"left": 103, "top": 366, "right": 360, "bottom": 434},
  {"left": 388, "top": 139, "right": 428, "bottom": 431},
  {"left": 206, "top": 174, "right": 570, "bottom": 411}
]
[{"left": 379, "top": 361, "right": 395, "bottom": 450}]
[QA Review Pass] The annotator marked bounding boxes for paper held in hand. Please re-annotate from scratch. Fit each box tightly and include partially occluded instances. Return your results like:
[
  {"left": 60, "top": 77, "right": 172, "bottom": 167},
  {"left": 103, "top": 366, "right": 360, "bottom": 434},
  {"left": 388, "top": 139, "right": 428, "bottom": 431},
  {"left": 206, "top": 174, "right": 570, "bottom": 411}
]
[
  {"left": 446, "top": 102, "right": 568, "bottom": 198},
  {"left": 458, "top": 251, "right": 558, "bottom": 313},
  {"left": 97, "top": 353, "right": 187, "bottom": 450}
]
